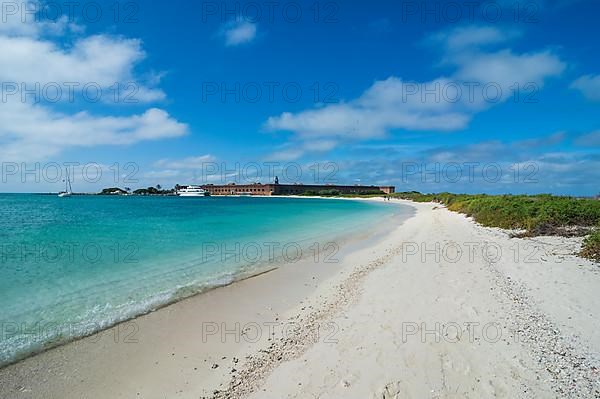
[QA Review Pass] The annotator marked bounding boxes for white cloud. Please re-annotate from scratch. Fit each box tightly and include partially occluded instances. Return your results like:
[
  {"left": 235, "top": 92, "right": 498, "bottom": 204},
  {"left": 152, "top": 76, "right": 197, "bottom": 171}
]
[
  {"left": 265, "top": 26, "right": 565, "bottom": 153},
  {"left": 267, "top": 140, "right": 338, "bottom": 161},
  {"left": 570, "top": 74, "right": 600, "bottom": 101},
  {"left": 0, "top": 11, "right": 186, "bottom": 161},
  {"left": 223, "top": 22, "right": 257, "bottom": 46},
  {"left": 0, "top": 103, "right": 188, "bottom": 160},
  {"left": 514, "top": 131, "right": 566, "bottom": 148},
  {"left": 575, "top": 130, "right": 600, "bottom": 146},
  {"left": 452, "top": 49, "right": 565, "bottom": 91},
  {"left": 0, "top": 34, "right": 165, "bottom": 101},
  {"left": 267, "top": 147, "right": 306, "bottom": 162},
  {"left": 430, "top": 26, "right": 517, "bottom": 51},
  {"left": 266, "top": 95, "right": 470, "bottom": 141},
  {"left": 0, "top": 2, "right": 81, "bottom": 38}
]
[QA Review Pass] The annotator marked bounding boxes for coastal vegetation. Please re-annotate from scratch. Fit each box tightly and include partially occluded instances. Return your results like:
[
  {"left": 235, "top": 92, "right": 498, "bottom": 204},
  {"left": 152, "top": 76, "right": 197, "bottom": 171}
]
[
  {"left": 581, "top": 231, "right": 600, "bottom": 262},
  {"left": 132, "top": 186, "right": 174, "bottom": 195},
  {"left": 99, "top": 187, "right": 128, "bottom": 195},
  {"left": 391, "top": 192, "right": 600, "bottom": 262},
  {"left": 98, "top": 185, "right": 175, "bottom": 196}
]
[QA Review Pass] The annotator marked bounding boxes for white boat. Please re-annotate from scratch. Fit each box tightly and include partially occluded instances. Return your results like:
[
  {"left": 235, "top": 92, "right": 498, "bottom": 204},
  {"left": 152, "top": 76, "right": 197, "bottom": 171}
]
[
  {"left": 177, "top": 185, "right": 209, "bottom": 197},
  {"left": 58, "top": 169, "right": 73, "bottom": 197}
]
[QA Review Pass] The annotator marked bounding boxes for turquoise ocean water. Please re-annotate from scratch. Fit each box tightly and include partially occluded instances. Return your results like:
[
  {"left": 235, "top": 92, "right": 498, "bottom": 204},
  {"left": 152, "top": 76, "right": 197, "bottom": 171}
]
[{"left": 0, "top": 194, "right": 408, "bottom": 366}]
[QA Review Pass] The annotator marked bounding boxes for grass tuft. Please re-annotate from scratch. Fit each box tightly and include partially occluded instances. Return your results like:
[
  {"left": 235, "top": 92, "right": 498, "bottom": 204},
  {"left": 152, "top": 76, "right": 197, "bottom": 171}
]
[{"left": 580, "top": 231, "right": 600, "bottom": 262}]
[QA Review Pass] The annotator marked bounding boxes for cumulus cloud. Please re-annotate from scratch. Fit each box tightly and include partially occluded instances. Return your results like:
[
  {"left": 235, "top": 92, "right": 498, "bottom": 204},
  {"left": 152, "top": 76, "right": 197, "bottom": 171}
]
[
  {"left": 265, "top": 26, "right": 565, "bottom": 153},
  {"left": 514, "top": 131, "right": 566, "bottom": 149},
  {"left": 0, "top": 2, "right": 186, "bottom": 161},
  {"left": 429, "top": 26, "right": 518, "bottom": 51},
  {"left": 575, "top": 130, "right": 600, "bottom": 147},
  {"left": 267, "top": 140, "right": 338, "bottom": 161},
  {"left": 266, "top": 89, "right": 471, "bottom": 141},
  {"left": 222, "top": 22, "right": 257, "bottom": 46},
  {"left": 452, "top": 49, "right": 565, "bottom": 91},
  {"left": 0, "top": 1, "right": 82, "bottom": 38},
  {"left": 570, "top": 74, "right": 600, "bottom": 101},
  {"left": 267, "top": 147, "right": 307, "bottom": 162},
  {"left": 0, "top": 103, "right": 188, "bottom": 160},
  {"left": 0, "top": 34, "right": 165, "bottom": 102}
]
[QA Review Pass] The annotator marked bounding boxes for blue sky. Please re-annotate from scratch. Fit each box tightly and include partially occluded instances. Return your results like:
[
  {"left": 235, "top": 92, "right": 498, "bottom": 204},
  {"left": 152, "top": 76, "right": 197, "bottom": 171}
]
[{"left": 1, "top": 0, "right": 599, "bottom": 194}]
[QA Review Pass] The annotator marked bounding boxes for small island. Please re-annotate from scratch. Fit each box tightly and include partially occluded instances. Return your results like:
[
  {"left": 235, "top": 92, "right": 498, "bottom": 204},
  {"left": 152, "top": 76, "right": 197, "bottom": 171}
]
[{"left": 97, "top": 185, "right": 176, "bottom": 196}]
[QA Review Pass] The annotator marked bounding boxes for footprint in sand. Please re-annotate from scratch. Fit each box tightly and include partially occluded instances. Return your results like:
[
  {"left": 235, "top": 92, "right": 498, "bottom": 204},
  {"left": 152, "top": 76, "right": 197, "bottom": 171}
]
[{"left": 372, "top": 381, "right": 408, "bottom": 399}]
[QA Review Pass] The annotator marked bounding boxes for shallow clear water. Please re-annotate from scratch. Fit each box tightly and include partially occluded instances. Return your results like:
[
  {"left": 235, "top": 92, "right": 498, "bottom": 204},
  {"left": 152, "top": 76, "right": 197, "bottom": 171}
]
[{"left": 0, "top": 194, "right": 406, "bottom": 365}]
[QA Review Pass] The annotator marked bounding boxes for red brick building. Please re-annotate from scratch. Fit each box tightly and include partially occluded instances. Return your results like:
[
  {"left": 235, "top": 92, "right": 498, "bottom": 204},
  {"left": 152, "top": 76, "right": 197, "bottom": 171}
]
[{"left": 199, "top": 183, "right": 395, "bottom": 196}]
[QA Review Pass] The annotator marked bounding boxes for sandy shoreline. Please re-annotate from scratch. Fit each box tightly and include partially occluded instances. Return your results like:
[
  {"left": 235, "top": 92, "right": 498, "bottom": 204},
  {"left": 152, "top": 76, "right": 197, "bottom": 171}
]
[
  {"left": 0, "top": 197, "right": 410, "bottom": 398},
  {"left": 1, "top": 199, "right": 599, "bottom": 398}
]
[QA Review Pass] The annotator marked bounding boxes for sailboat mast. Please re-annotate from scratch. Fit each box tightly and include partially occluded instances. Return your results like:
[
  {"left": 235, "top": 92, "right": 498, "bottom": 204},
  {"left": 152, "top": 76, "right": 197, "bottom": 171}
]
[{"left": 66, "top": 168, "right": 72, "bottom": 193}]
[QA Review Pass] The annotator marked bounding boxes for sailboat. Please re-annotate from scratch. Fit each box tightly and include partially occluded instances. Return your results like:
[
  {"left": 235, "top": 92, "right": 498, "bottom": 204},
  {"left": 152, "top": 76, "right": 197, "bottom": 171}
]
[{"left": 58, "top": 169, "right": 73, "bottom": 197}]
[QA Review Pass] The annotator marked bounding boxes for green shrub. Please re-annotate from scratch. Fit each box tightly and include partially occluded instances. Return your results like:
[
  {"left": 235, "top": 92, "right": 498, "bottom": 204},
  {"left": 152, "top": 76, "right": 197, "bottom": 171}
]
[
  {"left": 581, "top": 231, "right": 600, "bottom": 262},
  {"left": 392, "top": 192, "right": 600, "bottom": 235},
  {"left": 317, "top": 189, "right": 341, "bottom": 196}
]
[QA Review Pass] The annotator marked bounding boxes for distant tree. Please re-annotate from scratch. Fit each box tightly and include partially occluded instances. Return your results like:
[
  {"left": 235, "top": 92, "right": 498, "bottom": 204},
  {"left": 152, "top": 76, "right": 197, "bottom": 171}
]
[
  {"left": 318, "top": 189, "right": 340, "bottom": 196},
  {"left": 156, "top": 184, "right": 162, "bottom": 191},
  {"left": 99, "top": 187, "right": 127, "bottom": 195}
]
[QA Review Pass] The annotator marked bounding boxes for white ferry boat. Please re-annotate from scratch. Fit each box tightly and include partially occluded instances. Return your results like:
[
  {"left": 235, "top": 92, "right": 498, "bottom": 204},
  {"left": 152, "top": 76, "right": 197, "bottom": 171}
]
[{"left": 177, "top": 185, "right": 210, "bottom": 197}]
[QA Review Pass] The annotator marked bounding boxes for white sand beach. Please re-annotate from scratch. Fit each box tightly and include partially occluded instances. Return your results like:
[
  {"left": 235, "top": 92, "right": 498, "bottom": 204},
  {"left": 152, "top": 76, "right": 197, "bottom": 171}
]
[{"left": 1, "top": 199, "right": 599, "bottom": 398}]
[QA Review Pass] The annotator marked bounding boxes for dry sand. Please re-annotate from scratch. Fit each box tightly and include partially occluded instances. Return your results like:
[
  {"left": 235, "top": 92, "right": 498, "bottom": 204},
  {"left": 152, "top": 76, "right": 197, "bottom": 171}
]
[{"left": 1, "top": 199, "right": 599, "bottom": 398}]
